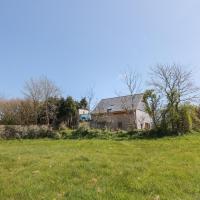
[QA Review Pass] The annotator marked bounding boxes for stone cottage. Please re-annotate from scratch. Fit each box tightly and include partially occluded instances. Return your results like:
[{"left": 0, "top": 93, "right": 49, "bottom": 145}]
[{"left": 91, "top": 93, "right": 152, "bottom": 130}]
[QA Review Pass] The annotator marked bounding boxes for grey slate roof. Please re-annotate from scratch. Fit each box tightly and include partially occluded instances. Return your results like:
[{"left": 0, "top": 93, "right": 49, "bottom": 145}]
[{"left": 92, "top": 93, "right": 145, "bottom": 114}]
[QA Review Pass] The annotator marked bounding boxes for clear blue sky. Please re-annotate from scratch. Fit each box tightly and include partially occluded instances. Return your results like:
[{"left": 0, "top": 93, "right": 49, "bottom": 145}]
[{"left": 0, "top": 0, "right": 200, "bottom": 100}]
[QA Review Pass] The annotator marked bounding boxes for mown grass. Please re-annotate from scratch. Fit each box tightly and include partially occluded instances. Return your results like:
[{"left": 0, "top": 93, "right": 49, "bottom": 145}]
[{"left": 0, "top": 134, "right": 200, "bottom": 200}]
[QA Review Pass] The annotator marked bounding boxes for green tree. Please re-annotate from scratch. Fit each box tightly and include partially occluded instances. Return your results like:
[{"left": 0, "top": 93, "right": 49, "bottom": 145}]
[
  {"left": 56, "top": 96, "right": 78, "bottom": 128},
  {"left": 178, "top": 104, "right": 193, "bottom": 133},
  {"left": 38, "top": 97, "right": 59, "bottom": 126},
  {"left": 79, "top": 97, "right": 88, "bottom": 109},
  {"left": 143, "top": 90, "right": 161, "bottom": 129},
  {"left": 150, "top": 64, "right": 200, "bottom": 133}
]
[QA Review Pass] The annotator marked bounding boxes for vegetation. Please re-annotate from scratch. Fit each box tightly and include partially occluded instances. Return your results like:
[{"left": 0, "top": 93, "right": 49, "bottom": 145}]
[
  {"left": 0, "top": 77, "right": 89, "bottom": 128},
  {"left": 0, "top": 134, "right": 200, "bottom": 200},
  {"left": 0, "top": 66, "right": 200, "bottom": 200},
  {"left": 0, "top": 125, "right": 150, "bottom": 140},
  {"left": 1, "top": 65, "right": 200, "bottom": 138},
  {"left": 0, "top": 125, "right": 58, "bottom": 139},
  {"left": 143, "top": 64, "right": 200, "bottom": 135}
]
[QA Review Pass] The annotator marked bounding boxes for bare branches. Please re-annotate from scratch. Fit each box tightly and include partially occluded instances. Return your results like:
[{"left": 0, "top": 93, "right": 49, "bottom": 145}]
[
  {"left": 149, "top": 64, "right": 200, "bottom": 132},
  {"left": 121, "top": 68, "right": 141, "bottom": 96},
  {"left": 23, "top": 76, "right": 61, "bottom": 102},
  {"left": 119, "top": 68, "right": 142, "bottom": 129},
  {"left": 85, "top": 86, "right": 95, "bottom": 112},
  {"left": 150, "top": 64, "right": 200, "bottom": 104},
  {"left": 23, "top": 76, "right": 61, "bottom": 125},
  {"left": 23, "top": 78, "right": 42, "bottom": 103}
]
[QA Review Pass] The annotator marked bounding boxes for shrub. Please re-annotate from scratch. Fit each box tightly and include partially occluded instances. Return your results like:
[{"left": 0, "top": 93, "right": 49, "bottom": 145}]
[
  {"left": 58, "top": 122, "right": 68, "bottom": 131},
  {"left": 71, "top": 126, "right": 97, "bottom": 139},
  {"left": 51, "top": 131, "right": 62, "bottom": 139},
  {"left": 0, "top": 125, "right": 57, "bottom": 139},
  {"left": 72, "top": 127, "right": 148, "bottom": 140},
  {"left": 59, "top": 129, "right": 73, "bottom": 139},
  {"left": 71, "top": 126, "right": 111, "bottom": 139}
]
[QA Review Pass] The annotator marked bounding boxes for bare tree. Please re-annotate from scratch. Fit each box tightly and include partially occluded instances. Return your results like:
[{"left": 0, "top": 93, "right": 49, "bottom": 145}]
[
  {"left": 19, "top": 99, "right": 35, "bottom": 125},
  {"left": 39, "top": 77, "right": 60, "bottom": 126},
  {"left": 120, "top": 68, "right": 142, "bottom": 129},
  {"left": 85, "top": 86, "right": 95, "bottom": 113},
  {"left": 122, "top": 68, "right": 141, "bottom": 96},
  {"left": 150, "top": 64, "right": 200, "bottom": 131},
  {"left": 23, "top": 78, "right": 42, "bottom": 124},
  {"left": 0, "top": 99, "right": 21, "bottom": 125},
  {"left": 150, "top": 64, "right": 200, "bottom": 103},
  {"left": 23, "top": 76, "right": 61, "bottom": 125}
]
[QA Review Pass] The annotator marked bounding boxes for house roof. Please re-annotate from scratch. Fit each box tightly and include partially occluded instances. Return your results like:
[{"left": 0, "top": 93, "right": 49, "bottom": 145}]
[{"left": 92, "top": 93, "right": 145, "bottom": 114}]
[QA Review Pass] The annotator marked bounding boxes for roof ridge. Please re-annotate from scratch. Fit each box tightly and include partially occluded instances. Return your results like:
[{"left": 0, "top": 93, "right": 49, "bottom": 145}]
[{"left": 100, "top": 93, "right": 143, "bottom": 101}]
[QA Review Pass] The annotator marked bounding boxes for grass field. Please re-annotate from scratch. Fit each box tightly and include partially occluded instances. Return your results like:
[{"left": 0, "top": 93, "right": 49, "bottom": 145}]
[{"left": 0, "top": 134, "right": 200, "bottom": 200}]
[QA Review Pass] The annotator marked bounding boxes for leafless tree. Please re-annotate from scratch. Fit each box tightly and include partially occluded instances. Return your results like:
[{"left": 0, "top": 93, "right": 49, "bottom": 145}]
[
  {"left": 23, "top": 76, "right": 61, "bottom": 125},
  {"left": 150, "top": 64, "right": 200, "bottom": 104},
  {"left": 0, "top": 99, "right": 21, "bottom": 125},
  {"left": 39, "top": 77, "right": 61, "bottom": 126},
  {"left": 85, "top": 86, "right": 96, "bottom": 114},
  {"left": 122, "top": 68, "right": 141, "bottom": 96},
  {"left": 19, "top": 99, "right": 35, "bottom": 125},
  {"left": 120, "top": 68, "right": 142, "bottom": 129},
  {"left": 150, "top": 64, "right": 200, "bottom": 131},
  {"left": 23, "top": 78, "right": 42, "bottom": 124}
]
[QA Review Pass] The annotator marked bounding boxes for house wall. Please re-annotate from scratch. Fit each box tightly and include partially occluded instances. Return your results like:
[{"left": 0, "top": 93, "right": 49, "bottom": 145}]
[
  {"left": 91, "top": 112, "right": 136, "bottom": 130},
  {"left": 91, "top": 110, "right": 152, "bottom": 130},
  {"left": 136, "top": 109, "right": 152, "bottom": 129},
  {"left": 78, "top": 109, "right": 89, "bottom": 115}
]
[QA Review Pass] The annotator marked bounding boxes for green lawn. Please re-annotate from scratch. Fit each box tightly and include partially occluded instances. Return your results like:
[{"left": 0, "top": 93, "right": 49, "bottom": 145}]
[{"left": 0, "top": 135, "right": 200, "bottom": 200}]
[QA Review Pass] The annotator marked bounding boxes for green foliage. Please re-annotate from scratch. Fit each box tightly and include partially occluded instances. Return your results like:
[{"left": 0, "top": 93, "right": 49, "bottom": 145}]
[
  {"left": 71, "top": 126, "right": 115, "bottom": 139},
  {"left": 179, "top": 105, "right": 193, "bottom": 133},
  {"left": 192, "top": 107, "right": 200, "bottom": 130},
  {"left": 143, "top": 89, "right": 200, "bottom": 135},
  {"left": 38, "top": 97, "right": 60, "bottom": 125},
  {"left": 56, "top": 96, "right": 78, "bottom": 128},
  {"left": 69, "top": 127, "right": 150, "bottom": 140},
  {"left": 79, "top": 97, "right": 88, "bottom": 109},
  {"left": 143, "top": 90, "right": 160, "bottom": 129},
  {"left": 58, "top": 129, "right": 73, "bottom": 139},
  {"left": 0, "top": 96, "right": 87, "bottom": 129}
]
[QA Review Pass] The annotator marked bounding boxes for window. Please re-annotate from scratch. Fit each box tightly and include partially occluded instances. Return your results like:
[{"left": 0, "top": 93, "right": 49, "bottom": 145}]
[
  {"left": 118, "top": 122, "right": 123, "bottom": 129},
  {"left": 107, "top": 105, "right": 113, "bottom": 113},
  {"left": 145, "top": 123, "right": 150, "bottom": 129},
  {"left": 107, "top": 108, "right": 112, "bottom": 113}
]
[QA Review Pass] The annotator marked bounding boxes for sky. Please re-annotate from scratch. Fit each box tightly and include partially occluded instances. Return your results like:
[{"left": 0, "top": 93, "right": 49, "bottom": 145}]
[{"left": 0, "top": 0, "right": 200, "bottom": 101}]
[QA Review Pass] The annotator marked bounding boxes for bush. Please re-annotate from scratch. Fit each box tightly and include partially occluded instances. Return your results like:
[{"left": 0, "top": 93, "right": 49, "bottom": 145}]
[
  {"left": 58, "top": 129, "right": 73, "bottom": 139},
  {"left": 58, "top": 122, "right": 68, "bottom": 131},
  {"left": 51, "top": 131, "right": 62, "bottom": 139},
  {"left": 1, "top": 125, "right": 191, "bottom": 140},
  {"left": 0, "top": 125, "right": 58, "bottom": 139},
  {"left": 71, "top": 126, "right": 100, "bottom": 139},
  {"left": 71, "top": 126, "right": 113, "bottom": 139},
  {"left": 71, "top": 127, "right": 141, "bottom": 140}
]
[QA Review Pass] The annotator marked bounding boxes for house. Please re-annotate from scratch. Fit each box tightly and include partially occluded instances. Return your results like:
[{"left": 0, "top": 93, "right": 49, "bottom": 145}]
[
  {"left": 78, "top": 109, "right": 91, "bottom": 121},
  {"left": 91, "top": 94, "right": 152, "bottom": 130}
]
